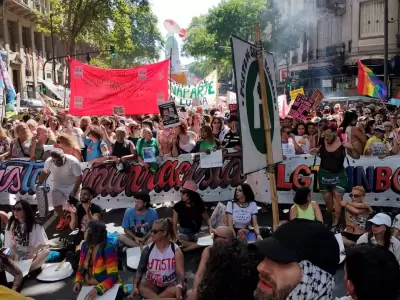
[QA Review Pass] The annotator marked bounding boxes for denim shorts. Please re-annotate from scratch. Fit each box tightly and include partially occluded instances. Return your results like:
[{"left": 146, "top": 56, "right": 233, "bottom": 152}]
[{"left": 179, "top": 228, "right": 199, "bottom": 242}]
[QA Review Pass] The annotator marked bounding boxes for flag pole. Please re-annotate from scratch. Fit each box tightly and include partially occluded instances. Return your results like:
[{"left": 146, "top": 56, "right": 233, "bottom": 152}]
[{"left": 254, "top": 24, "right": 280, "bottom": 230}]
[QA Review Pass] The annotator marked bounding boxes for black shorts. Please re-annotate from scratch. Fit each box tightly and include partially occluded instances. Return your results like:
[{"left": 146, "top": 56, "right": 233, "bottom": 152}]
[{"left": 342, "top": 231, "right": 363, "bottom": 243}]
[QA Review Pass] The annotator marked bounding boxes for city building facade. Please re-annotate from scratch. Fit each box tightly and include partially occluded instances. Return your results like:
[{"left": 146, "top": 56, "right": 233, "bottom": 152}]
[{"left": 275, "top": 0, "right": 400, "bottom": 99}]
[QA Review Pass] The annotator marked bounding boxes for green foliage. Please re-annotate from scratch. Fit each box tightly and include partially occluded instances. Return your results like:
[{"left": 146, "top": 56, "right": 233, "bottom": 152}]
[
  {"left": 182, "top": 0, "right": 267, "bottom": 79},
  {"left": 36, "top": 0, "right": 163, "bottom": 69}
]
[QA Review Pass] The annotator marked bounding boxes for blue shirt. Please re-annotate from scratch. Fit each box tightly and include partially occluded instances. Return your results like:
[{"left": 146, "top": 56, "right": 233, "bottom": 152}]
[
  {"left": 122, "top": 207, "right": 158, "bottom": 237},
  {"left": 84, "top": 137, "right": 107, "bottom": 161}
]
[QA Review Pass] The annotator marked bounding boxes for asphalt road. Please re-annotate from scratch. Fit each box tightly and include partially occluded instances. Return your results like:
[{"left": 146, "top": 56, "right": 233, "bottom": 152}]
[{"left": 6, "top": 205, "right": 346, "bottom": 300}]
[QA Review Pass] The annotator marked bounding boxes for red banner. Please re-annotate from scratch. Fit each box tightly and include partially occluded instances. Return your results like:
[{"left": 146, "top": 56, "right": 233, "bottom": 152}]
[{"left": 69, "top": 58, "right": 169, "bottom": 116}]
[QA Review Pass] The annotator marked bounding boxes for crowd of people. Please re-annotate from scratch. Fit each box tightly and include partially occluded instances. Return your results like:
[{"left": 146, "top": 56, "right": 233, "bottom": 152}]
[{"left": 0, "top": 100, "right": 398, "bottom": 300}]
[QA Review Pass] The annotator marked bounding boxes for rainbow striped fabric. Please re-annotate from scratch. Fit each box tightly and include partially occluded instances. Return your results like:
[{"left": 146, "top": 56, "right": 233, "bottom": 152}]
[{"left": 357, "top": 60, "right": 387, "bottom": 100}]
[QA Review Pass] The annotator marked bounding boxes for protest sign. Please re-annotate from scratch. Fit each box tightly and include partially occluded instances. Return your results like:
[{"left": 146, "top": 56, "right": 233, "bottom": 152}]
[
  {"left": 158, "top": 101, "right": 180, "bottom": 128},
  {"left": 288, "top": 94, "right": 314, "bottom": 122},
  {"left": 311, "top": 89, "right": 325, "bottom": 110},
  {"left": 200, "top": 150, "right": 223, "bottom": 168},
  {"left": 171, "top": 70, "right": 217, "bottom": 107},
  {"left": 113, "top": 106, "right": 125, "bottom": 115},
  {"left": 229, "top": 104, "right": 238, "bottom": 116},
  {"left": 69, "top": 58, "right": 169, "bottom": 116},
  {"left": 289, "top": 88, "right": 304, "bottom": 105}
]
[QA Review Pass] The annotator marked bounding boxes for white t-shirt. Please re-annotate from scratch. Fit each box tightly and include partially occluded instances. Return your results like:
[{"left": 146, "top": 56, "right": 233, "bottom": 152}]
[
  {"left": 357, "top": 233, "right": 400, "bottom": 264},
  {"left": 225, "top": 201, "right": 258, "bottom": 229},
  {"left": 145, "top": 242, "right": 178, "bottom": 288},
  {"left": 44, "top": 154, "right": 83, "bottom": 188},
  {"left": 5, "top": 223, "right": 48, "bottom": 256}
]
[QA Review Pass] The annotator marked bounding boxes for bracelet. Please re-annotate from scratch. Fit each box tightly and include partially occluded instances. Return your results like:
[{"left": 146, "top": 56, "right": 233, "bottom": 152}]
[{"left": 176, "top": 284, "right": 183, "bottom": 289}]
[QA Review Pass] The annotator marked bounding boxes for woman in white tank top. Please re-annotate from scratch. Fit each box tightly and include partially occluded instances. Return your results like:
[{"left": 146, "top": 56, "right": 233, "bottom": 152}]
[{"left": 130, "top": 218, "right": 185, "bottom": 299}]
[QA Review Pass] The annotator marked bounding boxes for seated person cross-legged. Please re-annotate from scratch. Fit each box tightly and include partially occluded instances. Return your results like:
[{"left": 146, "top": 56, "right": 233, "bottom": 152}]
[
  {"left": 172, "top": 181, "right": 212, "bottom": 252},
  {"left": 129, "top": 218, "right": 184, "bottom": 300},
  {"left": 73, "top": 220, "right": 124, "bottom": 300},
  {"left": 119, "top": 192, "right": 158, "bottom": 248}
]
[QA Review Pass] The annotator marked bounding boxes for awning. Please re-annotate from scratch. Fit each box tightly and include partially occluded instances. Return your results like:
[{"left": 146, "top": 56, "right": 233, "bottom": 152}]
[{"left": 38, "top": 78, "right": 70, "bottom": 103}]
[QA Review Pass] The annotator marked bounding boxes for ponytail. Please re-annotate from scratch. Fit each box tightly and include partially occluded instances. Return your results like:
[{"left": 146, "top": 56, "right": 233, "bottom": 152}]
[{"left": 166, "top": 218, "right": 176, "bottom": 242}]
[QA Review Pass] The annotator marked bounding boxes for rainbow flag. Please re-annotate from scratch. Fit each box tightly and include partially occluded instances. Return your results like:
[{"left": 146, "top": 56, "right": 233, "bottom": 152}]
[{"left": 357, "top": 60, "right": 387, "bottom": 100}]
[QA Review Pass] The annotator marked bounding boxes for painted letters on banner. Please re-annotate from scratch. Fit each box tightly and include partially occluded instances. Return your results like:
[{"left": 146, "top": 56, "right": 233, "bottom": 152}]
[
  {"left": 69, "top": 58, "right": 169, "bottom": 116},
  {"left": 231, "top": 35, "right": 282, "bottom": 174},
  {"left": 2, "top": 155, "right": 400, "bottom": 208},
  {"left": 170, "top": 71, "right": 217, "bottom": 107}
]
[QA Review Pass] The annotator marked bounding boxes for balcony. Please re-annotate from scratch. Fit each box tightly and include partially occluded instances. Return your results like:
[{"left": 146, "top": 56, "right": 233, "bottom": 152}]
[
  {"left": 4, "top": 0, "right": 37, "bottom": 22},
  {"left": 316, "top": 0, "right": 346, "bottom": 16}
]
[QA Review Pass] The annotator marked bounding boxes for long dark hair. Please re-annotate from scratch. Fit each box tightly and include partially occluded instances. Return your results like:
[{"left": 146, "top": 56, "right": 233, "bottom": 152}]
[
  {"left": 294, "top": 122, "right": 308, "bottom": 136},
  {"left": 368, "top": 225, "right": 392, "bottom": 249},
  {"left": 234, "top": 183, "right": 255, "bottom": 202},
  {"left": 340, "top": 110, "right": 358, "bottom": 130},
  {"left": 186, "top": 189, "right": 205, "bottom": 208},
  {"left": 85, "top": 220, "right": 107, "bottom": 246},
  {"left": 7, "top": 200, "right": 40, "bottom": 235}
]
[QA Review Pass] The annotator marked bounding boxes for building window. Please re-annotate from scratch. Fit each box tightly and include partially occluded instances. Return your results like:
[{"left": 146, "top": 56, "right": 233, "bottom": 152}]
[{"left": 359, "top": 0, "right": 384, "bottom": 38}]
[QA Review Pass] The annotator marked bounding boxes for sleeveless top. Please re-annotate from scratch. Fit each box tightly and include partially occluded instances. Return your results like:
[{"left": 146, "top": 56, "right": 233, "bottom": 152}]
[
  {"left": 112, "top": 140, "right": 132, "bottom": 158},
  {"left": 178, "top": 135, "right": 196, "bottom": 154},
  {"left": 295, "top": 202, "right": 316, "bottom": 221},
  {"left": 319, "top": 140, "right": 346, "bottom": 173},
  {"left": 145, "top": 242, "right": 178, "bottom": 288}
]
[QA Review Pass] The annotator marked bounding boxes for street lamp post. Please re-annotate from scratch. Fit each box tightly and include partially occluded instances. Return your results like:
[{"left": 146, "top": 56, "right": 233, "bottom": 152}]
[{"left": 50, "top": 13, "right": 56, "bottom": 83}]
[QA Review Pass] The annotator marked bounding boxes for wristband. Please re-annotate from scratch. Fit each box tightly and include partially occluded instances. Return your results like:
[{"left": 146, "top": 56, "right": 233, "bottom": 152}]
[{"left": 176, "top": 284, "right": 183, "bottom": 289}]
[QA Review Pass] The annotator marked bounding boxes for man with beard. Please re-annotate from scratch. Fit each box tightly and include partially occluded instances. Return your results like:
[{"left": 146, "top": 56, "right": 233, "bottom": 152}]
[
  {"left": 249, "top": 219, "right": 339, "bottom": 300},
  {"left": 309, "top": 123, "right": 359, "bottom": 229},
  {"left": 187, "top": 226, "right": 236, "bottom": 300},
  {"left": 36, "top": 148, "right": 83, "bottom": 230},
  {"left": 68, "top": 187, "right": 102, "bottom": 245}
]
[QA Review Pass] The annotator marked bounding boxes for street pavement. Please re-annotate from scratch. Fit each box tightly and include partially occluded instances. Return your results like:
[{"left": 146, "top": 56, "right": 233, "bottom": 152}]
[{"left": 8, "top": 204, "right": 346, "bottom": 300}]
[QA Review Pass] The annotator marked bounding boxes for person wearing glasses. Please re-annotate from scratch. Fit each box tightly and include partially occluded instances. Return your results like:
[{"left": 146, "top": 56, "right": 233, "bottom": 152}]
[
  {"left": 4, "top": 200, "right": 49, "bottom": 274},
  {"left": 172, "top": 180, "right": 212, "bottom": 252},
  {"left": 36, "top": 148, "right": 83, "bottom": 231},
  {"left": 187, "top": 226, "right": 235, "bottom": 300},
  {"left": 309, "top": 123, "right": 359, "bottom": 230},
  {"left": 340, "top": 186, "right": 372, "bottom": 246},
  {"left": 280, "top": 126, "right": 303, "bottom": 159},
  {"left": 129, "top": 218, "right": 184, "bottom": 300}
]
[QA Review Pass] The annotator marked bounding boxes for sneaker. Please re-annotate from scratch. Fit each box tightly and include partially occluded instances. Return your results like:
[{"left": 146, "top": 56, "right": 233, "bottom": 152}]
[{"left": 56, "top": 217, "right": 69, "bottom": 230}]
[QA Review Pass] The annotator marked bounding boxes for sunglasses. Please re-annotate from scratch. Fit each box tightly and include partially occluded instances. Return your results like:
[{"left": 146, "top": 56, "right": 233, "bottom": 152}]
[
  {"left": 13, "top": 207, "right": 22, "bottom": 212},
  {"left": 349, "top": 193, "right": 362, "bottom": 198},
  {"left": 150, "top": 229, "right": 165, "bottom": 234},
  {"left": 322, "top": 132, "right": 335, "bottom": 138}
]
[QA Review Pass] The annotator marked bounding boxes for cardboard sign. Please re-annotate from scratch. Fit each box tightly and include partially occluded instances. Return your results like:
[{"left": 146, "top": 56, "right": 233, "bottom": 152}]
[
  {"left": 310, "top": 89, "right": 325, "bottom": 110},
  {"left": 113, "top": 106, "right": 125, "bottom": 115},
  {"left": 289, "top": 88, "right": 304, "bottom": 105},
  {"left": 158, "top": 101, "right": 180, "bottom": 128},
  {"left": 229, "top": 104, "right": 238, "bottom": 116},
  {"left": 288, "top": 94, "right": 315, "bottom": 122}
]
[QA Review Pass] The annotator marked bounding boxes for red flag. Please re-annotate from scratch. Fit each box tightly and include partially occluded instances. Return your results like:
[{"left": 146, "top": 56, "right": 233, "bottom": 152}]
[{"left": 69, "top": 58, "right": 169, "bottom": 116}]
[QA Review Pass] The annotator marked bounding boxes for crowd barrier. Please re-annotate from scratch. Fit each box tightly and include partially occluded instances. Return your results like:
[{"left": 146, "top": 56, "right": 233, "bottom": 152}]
[{"left": 0, "top": 152, "right": 399, "bottom": 208}]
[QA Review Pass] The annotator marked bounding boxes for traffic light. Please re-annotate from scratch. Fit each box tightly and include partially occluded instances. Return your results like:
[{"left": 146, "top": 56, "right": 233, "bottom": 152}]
[
  {"left": 214, "top": 42, "right": 219, "bottom": 55},
  {"left": 110, "top": 45, "right": 115, "bottom": 57},
  {"left": 285, "top": 77, "right": 291, "bottom": 92},
  {"left": 41, "top": 85, "right": 47, "bottom": 94}
]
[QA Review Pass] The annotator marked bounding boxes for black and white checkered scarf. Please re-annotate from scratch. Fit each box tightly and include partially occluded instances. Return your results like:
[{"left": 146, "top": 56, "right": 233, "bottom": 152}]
[{"left": 287, "top": 260, "right": 335, "bottom": 300}]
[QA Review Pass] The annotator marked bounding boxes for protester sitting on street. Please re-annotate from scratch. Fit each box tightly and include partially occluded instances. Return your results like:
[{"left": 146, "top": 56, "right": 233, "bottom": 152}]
[
  {"left": 172, "top": 180, "right": 212, "bottom": 252},
  {"left": 69, "top": 187, "right": 102, "bottom": 247},
  {"left": 226, "top": 183, "right": 262, "bottom": 241},
  {"left": 129, "top": 218, "right": 184, "bottom": 300},
  {"left": 289, "top": 187, "right": 323, "bottom": 222},
  {"left": 30, "top": 125, "right": 56, "bottom": 161},
  {"left": 0, "top": 249, "right": 23, "bottom": 291},
  {"left": 109, "top": 127, "right": 136, "bottom": 166},
  {"left": 336, "top": 244, "right": 400, "bottom": 300},
  {"left": 119, "top": 192, "right": 158, "bottom": 248},
  {"left": 363, "top": 124, "right": 393, "bottom": 157},
  {"left": 341, "top": 186, "right": 372, "bottom": 247},
  {"left": 191, "top": 125, "right": 220, "bottom": 153},
  {"left": 55, "top": 133, "right": 83, "bottom": 161},
  {"left": 73, "top": 220, "right": 123, "bottom": 300},
  {"left": 357, "top": 213, "right": 400, "bottom": 264},
  {"left": 0, "top": 123, "right": 33, "bottom": 160},
  {"left": 187, "top": 226, "right": 236, "bottom": 300},
  {"left": 36, "top": 149, "right": 83, "bottom": 231},
  {"left": 5, "top": 200, "right": 50, "bottom": 273},
  {"left": 249, "top": 219, "right": 339, "bottom": 300},
  {"left": 81, "top": 126, "right": 110, "bottom": 163}
]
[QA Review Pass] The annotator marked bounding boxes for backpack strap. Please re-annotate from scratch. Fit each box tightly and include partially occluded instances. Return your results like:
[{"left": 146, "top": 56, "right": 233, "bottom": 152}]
[{"left": 170, "top": 241, "right": 176, "bottom": 255}]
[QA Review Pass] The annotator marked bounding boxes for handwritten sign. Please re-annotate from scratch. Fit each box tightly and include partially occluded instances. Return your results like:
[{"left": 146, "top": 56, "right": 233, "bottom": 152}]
[
  {"left": 229, "top": 104, "right": 238, "bottom": 116},
  {"left": 288, "top": 94, "right": 315, "bottom": 122},
  {"left": 200, "top": 150, "right": 223, "bottom": 168},
  {"left": 158, "top": 101, "right": 180, "bottom": 128},
  {"left": 311, "top": 89, "right": 325, "bottom": 110},
  {"left": 289, "top": 88, "right": 304, "bottom": 105}
]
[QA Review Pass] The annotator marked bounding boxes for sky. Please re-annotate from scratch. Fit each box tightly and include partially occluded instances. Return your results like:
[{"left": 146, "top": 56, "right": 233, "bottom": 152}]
[{"left": 150, "top": 0, "right": 222, "bottom": 65}]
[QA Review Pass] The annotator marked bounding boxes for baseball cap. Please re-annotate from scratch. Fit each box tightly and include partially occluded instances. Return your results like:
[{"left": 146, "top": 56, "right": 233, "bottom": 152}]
[
  {"left": 392, "top": 214, "right": 400, "bottom": 230},
  {"left": 368, "top": 213, "right": 391, "bottom": 227},
  {"left": 374, "top": 124, "right": 385, "bottom": 132},
  {"left": 248, "top": 219, "right": 339, "bottom": 275}
]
